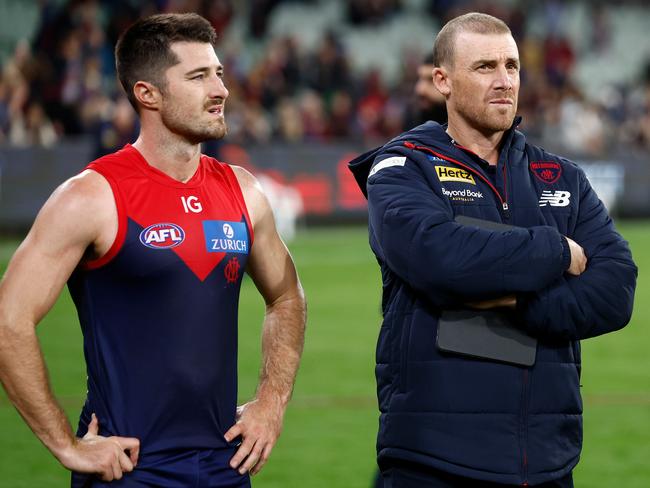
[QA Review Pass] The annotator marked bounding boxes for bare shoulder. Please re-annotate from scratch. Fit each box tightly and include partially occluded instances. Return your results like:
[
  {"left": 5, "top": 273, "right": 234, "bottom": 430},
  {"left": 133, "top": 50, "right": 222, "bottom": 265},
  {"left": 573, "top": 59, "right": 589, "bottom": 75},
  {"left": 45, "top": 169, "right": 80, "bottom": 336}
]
[
  {"left": 230, "top": 165, "right": 264, "bottom": 197},
  {"left": 57, "top": 169, "right": 111, "bottom": 201},
  {"left": 230, "top": 165, "right": 271, "bottom": 228},
  {"left": 47, "top": 170, "right": 112, "bottom": 222},
  {"left": 33, "top": 169, "right": 116, "bottom": 252}
]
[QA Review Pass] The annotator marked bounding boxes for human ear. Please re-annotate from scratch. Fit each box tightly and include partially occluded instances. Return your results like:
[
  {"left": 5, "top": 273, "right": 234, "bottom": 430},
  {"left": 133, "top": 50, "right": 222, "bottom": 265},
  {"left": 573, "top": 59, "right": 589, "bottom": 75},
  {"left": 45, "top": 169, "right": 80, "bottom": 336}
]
[
  {"left": 433, "top": 67, "right": 451, "bottom": 97},
  {"left": 133, "top": 81, "right": 160, "bottom": 110}
]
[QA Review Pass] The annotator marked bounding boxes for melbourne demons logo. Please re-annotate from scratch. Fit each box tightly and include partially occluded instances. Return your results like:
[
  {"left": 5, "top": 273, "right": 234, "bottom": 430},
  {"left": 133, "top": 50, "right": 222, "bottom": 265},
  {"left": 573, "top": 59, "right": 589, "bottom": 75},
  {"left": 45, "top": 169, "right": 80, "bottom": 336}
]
[
  {"left": 224, "top": 257, "right": 241, "bottom": 283},
  {"left": 139, "top": 223, "right": 186, "bottom": 249},
  {"left": 530, "top": 161, "right": 562, "bottom": 184}
]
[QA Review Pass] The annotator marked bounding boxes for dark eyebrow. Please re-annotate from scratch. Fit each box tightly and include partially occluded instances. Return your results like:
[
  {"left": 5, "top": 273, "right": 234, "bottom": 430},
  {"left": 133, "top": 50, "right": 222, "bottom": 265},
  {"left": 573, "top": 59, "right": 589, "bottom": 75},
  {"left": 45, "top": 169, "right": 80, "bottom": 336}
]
[
  {"left": 185, "top": 65, "right": 224, "bottom": 76},
  {"left": 472, "top": 57, "right": 519, "bottom": 68}
]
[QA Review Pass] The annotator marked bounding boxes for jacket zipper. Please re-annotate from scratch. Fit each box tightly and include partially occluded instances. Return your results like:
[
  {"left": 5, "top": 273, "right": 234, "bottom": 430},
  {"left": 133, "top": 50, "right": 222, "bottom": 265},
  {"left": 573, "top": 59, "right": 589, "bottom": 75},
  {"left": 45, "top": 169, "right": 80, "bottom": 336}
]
[
  {"left": 404, "top": 142, "right": 510, "bottom": 217},
  {"left": 501, "top": 162, "right": 510, "bottom": 221}
]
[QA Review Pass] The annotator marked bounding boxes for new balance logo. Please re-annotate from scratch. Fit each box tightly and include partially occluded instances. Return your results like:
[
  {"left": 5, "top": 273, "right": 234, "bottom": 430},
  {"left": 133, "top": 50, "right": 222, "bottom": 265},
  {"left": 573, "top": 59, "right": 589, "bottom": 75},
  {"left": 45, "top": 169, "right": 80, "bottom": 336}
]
[{"left": 539, "top": 190, "right": 571, "bottom": 207}]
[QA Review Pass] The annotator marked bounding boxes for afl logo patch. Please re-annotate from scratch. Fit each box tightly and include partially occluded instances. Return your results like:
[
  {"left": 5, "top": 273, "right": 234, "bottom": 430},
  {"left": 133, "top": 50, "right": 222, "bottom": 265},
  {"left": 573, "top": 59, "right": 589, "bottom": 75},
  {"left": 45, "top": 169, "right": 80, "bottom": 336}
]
[
  {"left": 139, "top": 223, "right": 185, "bottom": 249},
  {"left": 530, "top": 161, "right": 562, "bottom": 184}
]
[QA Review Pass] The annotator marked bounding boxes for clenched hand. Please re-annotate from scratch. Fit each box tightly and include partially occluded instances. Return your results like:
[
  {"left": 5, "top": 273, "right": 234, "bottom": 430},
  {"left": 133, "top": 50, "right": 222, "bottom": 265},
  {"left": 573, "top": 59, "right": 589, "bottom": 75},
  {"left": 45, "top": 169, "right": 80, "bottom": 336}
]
[{"left": 565, "top": 236, "right": 588, "bottom": 276}]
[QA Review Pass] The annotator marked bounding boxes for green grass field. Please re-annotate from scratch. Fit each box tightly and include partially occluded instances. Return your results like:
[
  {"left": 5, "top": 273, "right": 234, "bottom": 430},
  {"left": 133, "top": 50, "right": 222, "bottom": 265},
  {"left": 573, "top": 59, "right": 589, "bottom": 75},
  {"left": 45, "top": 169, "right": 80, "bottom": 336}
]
[{"left": 0, "top": 223, "right": 648, "bottom": 487}]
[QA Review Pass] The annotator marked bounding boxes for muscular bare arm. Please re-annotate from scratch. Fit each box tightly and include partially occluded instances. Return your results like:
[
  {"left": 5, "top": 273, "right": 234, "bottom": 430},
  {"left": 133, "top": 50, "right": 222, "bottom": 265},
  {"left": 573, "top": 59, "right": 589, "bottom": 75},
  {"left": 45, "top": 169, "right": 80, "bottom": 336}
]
[
  {"left": 0, "top": 171, "right": 139, "bottom": 481},
  {"left": 225, "top": 167, "right": 306, "bottom": 476}
]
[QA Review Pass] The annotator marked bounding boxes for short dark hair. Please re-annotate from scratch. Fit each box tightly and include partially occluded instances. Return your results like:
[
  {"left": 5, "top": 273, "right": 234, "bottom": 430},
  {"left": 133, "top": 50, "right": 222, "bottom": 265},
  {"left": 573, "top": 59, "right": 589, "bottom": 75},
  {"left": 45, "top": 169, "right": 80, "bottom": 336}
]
[
  {"left": 115, "top": 13, "right": 217, "bottom": 110},
  {"left": 433, "top": 12, "right": 511, "bottom": 68}
]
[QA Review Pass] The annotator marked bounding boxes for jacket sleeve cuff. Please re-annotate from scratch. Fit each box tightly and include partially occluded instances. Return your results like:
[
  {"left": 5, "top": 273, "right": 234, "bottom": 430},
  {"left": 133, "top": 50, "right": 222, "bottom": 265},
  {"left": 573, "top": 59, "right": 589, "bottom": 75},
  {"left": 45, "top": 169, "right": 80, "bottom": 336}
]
[{"left": 560, "top": 236, "right": 572, "bottom": 271}]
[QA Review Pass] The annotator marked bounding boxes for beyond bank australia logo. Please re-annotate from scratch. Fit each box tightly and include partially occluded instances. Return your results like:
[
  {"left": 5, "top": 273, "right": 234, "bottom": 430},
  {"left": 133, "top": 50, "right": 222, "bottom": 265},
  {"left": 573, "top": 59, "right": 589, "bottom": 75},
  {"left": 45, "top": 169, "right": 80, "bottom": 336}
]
[{"left": 139, "top": 223, "right": 186, "bottom": 249}]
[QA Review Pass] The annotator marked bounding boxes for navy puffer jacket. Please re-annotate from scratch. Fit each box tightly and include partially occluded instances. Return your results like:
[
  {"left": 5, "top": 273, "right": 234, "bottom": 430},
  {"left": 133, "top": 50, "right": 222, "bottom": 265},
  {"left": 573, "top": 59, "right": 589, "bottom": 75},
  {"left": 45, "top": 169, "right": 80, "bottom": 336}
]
[{"left": 348, "top": 120, "right": 637, "bottom": 486}]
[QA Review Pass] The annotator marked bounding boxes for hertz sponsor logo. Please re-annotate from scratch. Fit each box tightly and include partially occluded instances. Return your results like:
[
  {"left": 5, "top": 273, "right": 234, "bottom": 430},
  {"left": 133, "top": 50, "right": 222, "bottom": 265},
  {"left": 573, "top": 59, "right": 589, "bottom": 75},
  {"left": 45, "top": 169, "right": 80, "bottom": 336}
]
[{"left": 435, "top": 166, "right": 476, "bottom": 185}]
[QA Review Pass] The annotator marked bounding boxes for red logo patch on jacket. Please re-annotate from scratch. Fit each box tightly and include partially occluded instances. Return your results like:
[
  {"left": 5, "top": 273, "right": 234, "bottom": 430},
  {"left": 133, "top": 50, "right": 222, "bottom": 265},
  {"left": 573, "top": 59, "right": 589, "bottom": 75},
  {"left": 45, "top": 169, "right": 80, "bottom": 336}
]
[{"left": 530, "top": 161, "right": 562, "bottom": 184}]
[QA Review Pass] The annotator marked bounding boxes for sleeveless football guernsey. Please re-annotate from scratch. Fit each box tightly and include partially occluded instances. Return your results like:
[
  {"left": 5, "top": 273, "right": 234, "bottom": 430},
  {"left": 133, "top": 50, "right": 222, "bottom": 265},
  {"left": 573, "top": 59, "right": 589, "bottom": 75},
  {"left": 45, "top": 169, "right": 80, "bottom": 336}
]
[{"left": 67, "top": 144, "right": 253, "bottom": 454}]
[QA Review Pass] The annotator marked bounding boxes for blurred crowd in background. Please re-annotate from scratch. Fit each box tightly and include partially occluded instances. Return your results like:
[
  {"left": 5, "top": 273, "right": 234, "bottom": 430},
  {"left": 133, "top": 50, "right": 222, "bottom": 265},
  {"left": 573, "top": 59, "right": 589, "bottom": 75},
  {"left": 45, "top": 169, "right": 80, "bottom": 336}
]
[{"left": 1, "top": 0, "right": 650, "bottom": 157}]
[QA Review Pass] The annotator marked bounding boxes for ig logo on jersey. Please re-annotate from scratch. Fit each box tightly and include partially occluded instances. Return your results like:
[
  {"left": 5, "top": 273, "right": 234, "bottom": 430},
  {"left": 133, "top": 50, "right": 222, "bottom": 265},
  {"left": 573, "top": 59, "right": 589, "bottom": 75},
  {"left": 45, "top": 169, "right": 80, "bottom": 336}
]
[{"left": 139, "top": 223, "right": 186, "bottom": 249}]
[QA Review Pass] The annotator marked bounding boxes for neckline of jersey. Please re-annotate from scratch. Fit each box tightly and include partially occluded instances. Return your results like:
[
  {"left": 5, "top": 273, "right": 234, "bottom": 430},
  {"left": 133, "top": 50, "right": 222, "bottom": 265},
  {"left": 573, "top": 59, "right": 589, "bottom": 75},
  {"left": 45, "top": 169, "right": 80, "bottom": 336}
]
[{"left": 124, "top": 144, "right": 206, "bottom": 188}]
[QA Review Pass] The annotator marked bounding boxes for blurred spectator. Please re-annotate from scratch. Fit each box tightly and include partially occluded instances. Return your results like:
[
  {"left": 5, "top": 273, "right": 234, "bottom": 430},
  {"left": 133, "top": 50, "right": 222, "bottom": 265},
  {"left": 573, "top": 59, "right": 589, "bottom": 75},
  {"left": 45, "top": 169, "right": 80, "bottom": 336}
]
[
  {"left": 402, "top": 53, "right": 447, "bottom": 130},
  {"left": 241, "top": 102, "right": 273, "bottom": 142},
  {"left": 1, "top": 39, "right": 59, "bottom": 147},
  {"left": 427, "top": 0, "right": 466, "bottom": 23},
  {"left": 2, "top": 41, "right": 31, "bottom": 121},
  {"left": 276, "top": 97, "right": 304, "bottom": 141},
  {"left": 356, "top": 69, "right": 388, "bottom": 142},
  {"left": 299, "top": 90, "right": 329, "bottom": 140},
  {"left": 249, "top": 0, "right": 280, "bottom": 38},
  {"left": 622, "top": 61, "right": 650, "bottom": 148},
  {"left": 347, "top": 0, "right": 402, "bottom": 26},
  {"left": 328, "top": 90, "right": 355, "bottom": 138},
  {"left": 203, "top": 0, "right": 234, "bottom": 36},
  {"left": 93, "top": 96, "right": 138, "bottom": 158},
  {"left": 308, "top": 31, "right": 351, "bottom": 96},
  {"left": 543, "top": 32, "right": 575, "bottom": 88},
  {"left": 556, "top": 85, "right": 607, "bottom": 156},
  {"left": 9, "top": 101, "right": 58, "bottom": 148}
]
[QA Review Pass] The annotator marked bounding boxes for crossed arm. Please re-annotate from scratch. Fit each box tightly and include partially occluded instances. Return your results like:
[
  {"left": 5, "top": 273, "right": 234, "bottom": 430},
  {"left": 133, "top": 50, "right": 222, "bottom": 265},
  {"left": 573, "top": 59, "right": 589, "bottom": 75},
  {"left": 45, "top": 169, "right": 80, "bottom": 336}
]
[{"left": 226, "top": 167, "right": 307, "bottom": 476}]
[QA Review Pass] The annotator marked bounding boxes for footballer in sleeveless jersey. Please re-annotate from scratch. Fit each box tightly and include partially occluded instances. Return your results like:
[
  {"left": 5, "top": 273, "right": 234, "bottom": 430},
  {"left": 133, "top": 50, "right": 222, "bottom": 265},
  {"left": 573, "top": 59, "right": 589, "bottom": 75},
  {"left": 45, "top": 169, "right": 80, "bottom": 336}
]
[{"left": 67, "top": 144, "right": 253, "bottom": 465}]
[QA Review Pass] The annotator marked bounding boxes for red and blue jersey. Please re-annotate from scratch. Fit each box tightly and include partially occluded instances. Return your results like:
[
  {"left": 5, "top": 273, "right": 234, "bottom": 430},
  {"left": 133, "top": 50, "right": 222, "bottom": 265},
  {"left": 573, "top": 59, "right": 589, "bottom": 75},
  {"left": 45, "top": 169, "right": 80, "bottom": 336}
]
[{"left": 68, "top": 144, "right": 253, "bottom": 454}]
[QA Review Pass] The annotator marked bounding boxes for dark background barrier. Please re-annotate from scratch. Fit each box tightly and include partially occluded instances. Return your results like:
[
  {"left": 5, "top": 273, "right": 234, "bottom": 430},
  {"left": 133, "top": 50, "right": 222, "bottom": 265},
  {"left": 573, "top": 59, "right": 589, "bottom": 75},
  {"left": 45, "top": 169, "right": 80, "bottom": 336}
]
[{"left": 1, "top": 139, "right": 648, "bottom": 232}]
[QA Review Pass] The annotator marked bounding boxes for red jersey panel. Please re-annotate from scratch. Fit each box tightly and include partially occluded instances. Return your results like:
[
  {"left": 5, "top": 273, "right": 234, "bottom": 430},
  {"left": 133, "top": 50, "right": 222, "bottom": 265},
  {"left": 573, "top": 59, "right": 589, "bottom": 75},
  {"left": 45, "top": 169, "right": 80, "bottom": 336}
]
[{"left": 86, "top": 144, "right": 253, "bottom": 279}]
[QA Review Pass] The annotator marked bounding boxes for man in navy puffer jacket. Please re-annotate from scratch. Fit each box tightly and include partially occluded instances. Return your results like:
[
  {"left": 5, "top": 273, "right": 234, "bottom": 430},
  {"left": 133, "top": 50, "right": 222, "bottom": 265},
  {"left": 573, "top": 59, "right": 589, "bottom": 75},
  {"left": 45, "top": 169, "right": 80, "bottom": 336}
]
[{"left": 349, "top": 12, "right": 637, "bottom": 488}]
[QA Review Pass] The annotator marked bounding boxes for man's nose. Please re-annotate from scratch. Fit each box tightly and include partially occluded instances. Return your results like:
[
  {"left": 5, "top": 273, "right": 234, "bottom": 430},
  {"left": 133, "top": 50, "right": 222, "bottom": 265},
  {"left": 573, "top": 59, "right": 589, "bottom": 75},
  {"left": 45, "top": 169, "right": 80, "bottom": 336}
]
[
  {"left": 210, "top": 76, "right": 229, "bottom": 100},
  {"left": 494, "top": 65, "right": 514, "bottom": 91}
]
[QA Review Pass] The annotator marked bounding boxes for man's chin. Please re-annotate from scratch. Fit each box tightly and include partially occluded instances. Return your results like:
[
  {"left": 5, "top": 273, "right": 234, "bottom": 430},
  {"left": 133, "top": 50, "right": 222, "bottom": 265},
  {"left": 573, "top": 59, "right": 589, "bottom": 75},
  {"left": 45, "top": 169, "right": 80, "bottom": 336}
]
[
  {"left": 199, "top": 123, "right": 228, "bottom": 142},
  {"left": 212, "top": 124, "right": 227, "bottom": 140},
  {"left": 483, "top": 113, "right": 515, "bottom": 132}
]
